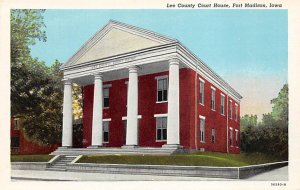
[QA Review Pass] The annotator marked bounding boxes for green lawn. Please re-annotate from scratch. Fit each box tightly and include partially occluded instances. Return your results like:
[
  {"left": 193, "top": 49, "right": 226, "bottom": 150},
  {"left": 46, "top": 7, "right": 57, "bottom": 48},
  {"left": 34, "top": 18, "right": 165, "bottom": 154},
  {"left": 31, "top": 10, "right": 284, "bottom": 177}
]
[
  {"left": 78, "top": 152, "right": 285, "bottom": 167},
  {"left": 11, "top": 154, "right": 54, "bottom": 162}
]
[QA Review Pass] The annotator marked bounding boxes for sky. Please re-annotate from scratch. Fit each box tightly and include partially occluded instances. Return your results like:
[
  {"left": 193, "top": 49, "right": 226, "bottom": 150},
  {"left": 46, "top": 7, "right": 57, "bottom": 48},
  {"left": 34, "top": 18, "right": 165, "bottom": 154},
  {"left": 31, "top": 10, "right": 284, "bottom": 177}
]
[{"left": 30, "top": 9, "right": 288, "bottom": 120}]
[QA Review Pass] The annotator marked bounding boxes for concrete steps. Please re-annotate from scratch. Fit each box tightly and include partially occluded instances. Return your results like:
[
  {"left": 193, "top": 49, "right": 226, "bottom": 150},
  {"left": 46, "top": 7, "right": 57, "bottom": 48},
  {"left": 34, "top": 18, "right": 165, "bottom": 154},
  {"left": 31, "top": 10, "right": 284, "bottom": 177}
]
[
  {"left": 46, "top": 156, "right": 77, "bottom": 171},
  {"left": 50, "top": 147, "right": 185, "bottom": 156}
]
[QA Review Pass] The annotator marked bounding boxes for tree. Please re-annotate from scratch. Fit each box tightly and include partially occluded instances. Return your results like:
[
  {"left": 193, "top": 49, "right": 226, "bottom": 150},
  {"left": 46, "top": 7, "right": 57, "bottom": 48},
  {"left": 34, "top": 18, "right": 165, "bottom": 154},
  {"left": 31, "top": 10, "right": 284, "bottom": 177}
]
[
  {"left": 240, "top": 114, "right": 258, "bottom": 132},
  {"left": 240, "top": 84, "right": 288, "bottom": 159},
  {"left": 271, "top": 84, "right": 288, "bottom": 127},
  {"left": 11, "top": 9, "right": 47, "bottom": 116}
]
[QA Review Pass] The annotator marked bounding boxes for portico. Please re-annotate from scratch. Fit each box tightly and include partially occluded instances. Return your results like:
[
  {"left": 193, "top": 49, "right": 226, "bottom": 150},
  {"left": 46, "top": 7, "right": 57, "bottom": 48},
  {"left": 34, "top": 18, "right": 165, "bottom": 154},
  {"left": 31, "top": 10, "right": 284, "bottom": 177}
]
[{"left": 61, "top": 57, "right": 182, "bottom": 149}]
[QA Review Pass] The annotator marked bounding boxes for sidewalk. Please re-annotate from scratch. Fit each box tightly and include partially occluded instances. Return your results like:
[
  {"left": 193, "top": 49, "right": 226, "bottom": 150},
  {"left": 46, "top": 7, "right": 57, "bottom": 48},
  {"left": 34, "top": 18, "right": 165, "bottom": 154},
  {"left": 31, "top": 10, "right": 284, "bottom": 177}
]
[
  {"left": 11, "top": 166, "right": 288, "bottom": 181},
  {"left": 11, "top": 169, "right": 232, "bottom": 181}
]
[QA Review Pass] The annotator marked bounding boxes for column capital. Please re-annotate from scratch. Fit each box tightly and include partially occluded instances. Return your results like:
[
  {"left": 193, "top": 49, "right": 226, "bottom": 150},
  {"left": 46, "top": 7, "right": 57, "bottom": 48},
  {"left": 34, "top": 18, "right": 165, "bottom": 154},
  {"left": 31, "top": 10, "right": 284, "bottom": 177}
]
[
  {"left": 168, "top": 58, "right": 180, "bottom": 66},
  {"left": 93, "top": 72, "right": 103, "bottom": 79},
  {"left": 128, "top": 65, "right": 141, "bottom": 73},
  {"left": 62, "top": 78, "right": 72, "bottom": 85}
]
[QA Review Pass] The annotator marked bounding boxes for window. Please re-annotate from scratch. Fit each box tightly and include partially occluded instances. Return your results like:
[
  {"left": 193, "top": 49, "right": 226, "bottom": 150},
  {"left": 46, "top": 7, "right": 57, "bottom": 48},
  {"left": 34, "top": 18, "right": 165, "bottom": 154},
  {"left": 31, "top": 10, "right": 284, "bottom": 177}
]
[
  {"left": 211, "top": 128, "right": 215, "bottom": 144},
  {"left": 211, "top": 87, "right": 216, "bottom": 111},
  {"left": 220, "top": 94, "right": 225, "bottom": 115},
  {"left": 230, "top": 128, "right": 233, "bottom": 146},
  {"left": 199, "top": 79, "right": 205, "bottom": 105},
  {"left": 235, "top": 104, "right": 238, "bottom": 121},
  {"left": 235, "top": 129, "right": 239, "bottom": 146},
  {"left": 200, "top": 116, "right": 205, "bottom": 142},
  {"left": 103, "top": 121, "right": 109, "bottom": 143},
  {"left": 11, "top": 137, "right": 20, "bottom": 148},
  {"left": 156, "top": 117, "right": 167, "bottom": 141},
  {"left": 157, "top": 77, "right": 168, "bottom": 102},
  {"left": 229, "top": 100, "right": 233, "bottom": 119},
  {"left": 13, "top": 118, "right": 20, "bottom": 130},
  {"left": 103, "top": 88, "right": 109, "bottom": 108}
]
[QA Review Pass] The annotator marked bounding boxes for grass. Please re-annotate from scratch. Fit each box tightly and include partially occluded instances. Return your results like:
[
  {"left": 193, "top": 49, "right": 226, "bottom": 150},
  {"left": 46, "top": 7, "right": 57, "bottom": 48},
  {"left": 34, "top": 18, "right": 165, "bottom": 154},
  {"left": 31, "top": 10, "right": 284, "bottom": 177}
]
[
  {"left": 11, "top": 154, "right": 54, "bottom": 162},
  {"left": 78, "top": 152, "right": 285, "bottom": 167}
]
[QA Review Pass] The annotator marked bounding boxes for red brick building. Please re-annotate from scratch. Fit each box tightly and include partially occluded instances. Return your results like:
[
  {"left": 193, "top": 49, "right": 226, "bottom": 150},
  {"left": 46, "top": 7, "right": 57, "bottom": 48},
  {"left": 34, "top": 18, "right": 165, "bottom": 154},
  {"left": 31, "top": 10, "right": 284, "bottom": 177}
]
[
  {"left": 60, "top": 20, "right": 242, "bottom": 154},
  {"left": 10, "top": 117, "right": 58, "bottom": 155}
]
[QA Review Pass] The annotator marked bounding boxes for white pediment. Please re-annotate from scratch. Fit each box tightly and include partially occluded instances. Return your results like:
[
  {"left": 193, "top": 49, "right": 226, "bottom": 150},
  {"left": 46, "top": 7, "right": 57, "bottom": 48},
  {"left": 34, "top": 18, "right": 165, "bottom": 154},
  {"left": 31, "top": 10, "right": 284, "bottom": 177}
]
[{"left": 63, "top": 20, "right": 176, "bottom": 67}]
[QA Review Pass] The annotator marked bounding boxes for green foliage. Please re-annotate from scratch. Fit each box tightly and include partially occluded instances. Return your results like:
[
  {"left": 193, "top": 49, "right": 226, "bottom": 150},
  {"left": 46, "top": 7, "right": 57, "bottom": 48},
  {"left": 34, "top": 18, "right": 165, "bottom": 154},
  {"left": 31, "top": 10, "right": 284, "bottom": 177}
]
[
  {"left": 240, "top": 114, "right": 258, "bottom": 131},
  {"left": 11, "top": 9, "right": 64, "bottom": 145},
  {"left": 78, "top": 152, "right": 284, "bottom": 167},
  {"left": 271, "top": 84, "right": 288, "bottom": 127},
  {"left": 240, "top": 84, "right": 288, "bottom": 159},
  {"left": 22, "top": 60, "right": 63, "bottom": 145}
]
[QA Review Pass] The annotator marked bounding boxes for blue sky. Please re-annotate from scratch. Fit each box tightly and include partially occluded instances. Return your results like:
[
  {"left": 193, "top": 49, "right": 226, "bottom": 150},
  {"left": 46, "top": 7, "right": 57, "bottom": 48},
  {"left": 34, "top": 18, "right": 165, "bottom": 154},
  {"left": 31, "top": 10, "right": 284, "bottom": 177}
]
[{"left": 30, "top": 9, "right": 287, "bottom": 118}]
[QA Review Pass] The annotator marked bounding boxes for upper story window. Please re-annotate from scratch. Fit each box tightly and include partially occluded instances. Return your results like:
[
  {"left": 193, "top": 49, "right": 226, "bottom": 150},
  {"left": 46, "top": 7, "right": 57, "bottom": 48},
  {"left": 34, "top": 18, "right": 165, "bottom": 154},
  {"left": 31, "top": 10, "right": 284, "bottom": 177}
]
[
  {"left": 235, "top": 103, "right": 238, "bottom": 121},
  {"left": 199, "top": 79, "right": 205, "bottom": 105},
  {"left": 103, "top": 88, "right": 109, "bottom": 108},
  {"left": 220, "top": 94, "right": 225, "bottom": 115},
  {"left": 200, "top": 116, "right": 206, "bottom": 143},
  {"left": 211, "top": 87, "right": 216, "bottom": 111},
  {"left": 13, "top": 118, "right": 20, "bottom": 130},
  {"left": 229, "top": 100, "right": 233, "bottom": 119},
  {"left": 156, "top": 76, "right": 168, "bottom": 102}
]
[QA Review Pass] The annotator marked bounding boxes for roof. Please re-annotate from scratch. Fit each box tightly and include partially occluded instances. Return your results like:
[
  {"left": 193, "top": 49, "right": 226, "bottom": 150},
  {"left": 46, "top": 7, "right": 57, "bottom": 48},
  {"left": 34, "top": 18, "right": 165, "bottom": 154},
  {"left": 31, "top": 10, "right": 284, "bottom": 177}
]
[{"left": 61, "top": 20, "right": 242, "bottom": 100}]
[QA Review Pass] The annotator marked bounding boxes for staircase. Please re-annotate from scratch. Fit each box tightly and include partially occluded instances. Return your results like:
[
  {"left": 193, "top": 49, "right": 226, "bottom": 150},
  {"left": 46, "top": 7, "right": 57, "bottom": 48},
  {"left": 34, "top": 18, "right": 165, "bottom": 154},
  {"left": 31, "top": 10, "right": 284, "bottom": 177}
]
[
  {"left": 51, "top": 147, "right": 187, "bottom": 156},
  {"left": 46, "top": 156, "right": 77, "bottom": 171}
]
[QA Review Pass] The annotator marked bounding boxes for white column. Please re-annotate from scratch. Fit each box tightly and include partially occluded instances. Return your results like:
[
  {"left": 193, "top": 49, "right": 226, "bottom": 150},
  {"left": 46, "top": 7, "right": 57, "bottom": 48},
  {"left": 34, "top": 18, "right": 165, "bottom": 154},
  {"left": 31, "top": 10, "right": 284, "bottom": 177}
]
[
  {"left": 165, "top": 59, "right": 180, "bottom": 147},
  {"left": 91, "top": 73, "right": 103, "bottom": 147},
  {"left": 125, "top": 66, "right": 139, "bottom": 147},
  {"left": 62, "top": 79, "right": 73, "bottom": 147}
]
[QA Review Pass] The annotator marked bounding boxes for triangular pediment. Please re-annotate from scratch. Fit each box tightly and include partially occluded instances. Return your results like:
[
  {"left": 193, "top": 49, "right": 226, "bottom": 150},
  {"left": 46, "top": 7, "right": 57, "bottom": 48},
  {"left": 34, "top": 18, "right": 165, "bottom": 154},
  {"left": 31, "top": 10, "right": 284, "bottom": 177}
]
[{"left": 63, "top": 20, "right": 177, "bottom": 67}]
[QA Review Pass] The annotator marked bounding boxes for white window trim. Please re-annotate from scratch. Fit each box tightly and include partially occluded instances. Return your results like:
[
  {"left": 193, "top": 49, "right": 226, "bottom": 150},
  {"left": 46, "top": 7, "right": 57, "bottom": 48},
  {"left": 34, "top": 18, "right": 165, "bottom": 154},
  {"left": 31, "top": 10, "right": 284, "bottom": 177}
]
[
  {"left": 199, "top": 77, "right": 205, "bottom": 83},
  {"left": 234, "top": 103, "right": 238, "bottom": 121},
  {"left": 235, "top": 129, "right": 239, "bottom": 147},
  {"left": 229, "top": 127, "right": 233, "bottom": 147},
  {"left": 199, "top": 115, "right": 206, "bottom": 120},
  {"left": 155, "top": 116, "right": 167, "bottom": 142},
  {"left": 155, "top": 75, "right": 168, "bottom": 80},
  {"left": 199, "top": 115, "right": 206, "bottom": 143},
  {"left": 103, "top": 84, "right": 112, "bottom": 88},
  {"left": 13, "top": 118, "right": 20, "bottom": 130},
  {"left": 220, "top": 93, "right": 225, "bottom": 116},
  {"left": 103, "top": 120, "right": 110, "bottom": 143},
  {"left": 156, "top": 76, "right": 168, "bottom": 103},
  {"left": 229, "top": 100, "right": 233, "bottom": 119},
  {"left": 199, "top": 79, "right": 205, "bottom": 106},
  {"left": 122, "top": 115, "right": 142, "bottom": 120},
  {"left": 211, "top": 128, "right": 215, "bottom": 144},
  {"left": 103, "top": 87, "right": 110, "bottom": 109},
  {"left": 154, "top": 113, "right": 168, "bottom": 118},
  {"left": 211, "top": 87, "right": 216, "bottom": 111}
]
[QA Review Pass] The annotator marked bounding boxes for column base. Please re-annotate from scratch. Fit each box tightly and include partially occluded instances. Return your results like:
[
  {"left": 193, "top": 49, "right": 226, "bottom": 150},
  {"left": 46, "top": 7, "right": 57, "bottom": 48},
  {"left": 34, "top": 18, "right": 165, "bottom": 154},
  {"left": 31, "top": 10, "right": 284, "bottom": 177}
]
[
  {"left": 59, "top": 146, "right": 72, "bottom": 149},
  {"left": 162, "top": 144, "right": 183, "bottom": 149},
  {"left": 121, "top": 145, "right": 139, "bottom": 149},
  {"left": 87, "top": 145, "right": 103, "bottom": 149}
]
